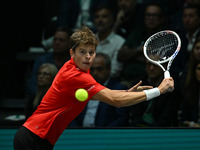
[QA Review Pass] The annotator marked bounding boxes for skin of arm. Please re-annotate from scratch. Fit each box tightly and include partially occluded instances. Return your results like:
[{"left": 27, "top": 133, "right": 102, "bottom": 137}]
[{"left": 92, "top": 78, "right": 174, "bottom": 108}]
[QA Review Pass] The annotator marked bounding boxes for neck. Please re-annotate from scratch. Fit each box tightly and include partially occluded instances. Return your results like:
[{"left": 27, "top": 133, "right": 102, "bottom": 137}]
[{"left": 98, "top": 29, "right": 112, "bottom": 41}]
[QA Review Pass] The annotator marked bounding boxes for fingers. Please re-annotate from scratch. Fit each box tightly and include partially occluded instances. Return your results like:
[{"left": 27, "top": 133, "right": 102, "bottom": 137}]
[
  {"left": 134, "top": 80, "right": 142, "bottom": 87},
  {"left": 159, "top": 77, "right": 174, "bottom": 94},
  {"left": 128, "top": 81, "right": 142, "bottom": 92},
  {"left": 137, "top": 86, "right": 143, "bottom": 91},
  {"left": 168, "top": 87, "right": 174, "bottom": 92},
  {"left": 166, "top": 77, "right": 174, "bottom": 92},
  {"left": 137, "top": 86, "right": 153, "bottom": 91}
]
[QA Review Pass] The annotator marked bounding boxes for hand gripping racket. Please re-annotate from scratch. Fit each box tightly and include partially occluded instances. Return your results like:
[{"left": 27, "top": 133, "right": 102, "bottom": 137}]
[{"left": 143, "top": 30, "right": 181, "bottom": 79}]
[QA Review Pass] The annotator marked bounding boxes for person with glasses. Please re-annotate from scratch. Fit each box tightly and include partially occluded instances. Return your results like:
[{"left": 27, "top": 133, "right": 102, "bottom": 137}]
[
  {"left": 14, "top": 26, "right": 174, "bottom": 150},
  {"left": 117, "top": 2, "right": 167, "bottom": 87},
  {"left": 25, "top": 63, "right": 58, "bottom": 119}
]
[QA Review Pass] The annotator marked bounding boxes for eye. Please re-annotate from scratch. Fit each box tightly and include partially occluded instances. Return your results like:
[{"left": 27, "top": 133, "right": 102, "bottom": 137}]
[
  {"left": 80, "top": 50, "right": 86, "bottom": 55},
  {"left": 89, "top": 51, "right": 95, "bottom": 56}
]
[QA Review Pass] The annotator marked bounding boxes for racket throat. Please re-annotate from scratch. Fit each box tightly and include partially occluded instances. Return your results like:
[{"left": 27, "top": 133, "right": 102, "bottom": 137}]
[{"left": 164, "top": 71, "right": 170, "bottom": 78}]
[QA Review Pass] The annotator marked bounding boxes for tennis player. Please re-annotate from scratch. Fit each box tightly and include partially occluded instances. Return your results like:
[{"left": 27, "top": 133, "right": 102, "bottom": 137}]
[{"left": 14, "top": 26, "right": 174, "bottom": 150}]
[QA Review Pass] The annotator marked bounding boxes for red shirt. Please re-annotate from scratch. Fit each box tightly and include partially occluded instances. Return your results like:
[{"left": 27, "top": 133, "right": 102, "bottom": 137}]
[{"left": 23, "top": 58, "right": 105, "bottom": 145}]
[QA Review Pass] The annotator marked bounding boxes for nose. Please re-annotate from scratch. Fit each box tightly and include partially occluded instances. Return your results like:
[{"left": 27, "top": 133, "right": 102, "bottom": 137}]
[{"left": 85, "top": 52, "right": 91, "bottom": 59}]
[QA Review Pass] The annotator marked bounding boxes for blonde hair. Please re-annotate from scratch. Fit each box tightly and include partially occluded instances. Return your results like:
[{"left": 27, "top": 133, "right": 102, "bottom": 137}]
[
  {"left": 39, "top": 63, "right": 58, "bottom": 81},
  {"left": 69, "top": 26, "right": 98, "bottom": 51}
]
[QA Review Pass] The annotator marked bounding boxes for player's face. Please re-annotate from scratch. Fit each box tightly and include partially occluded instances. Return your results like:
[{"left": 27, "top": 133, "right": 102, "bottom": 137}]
[{"left": 70, "top": 44, "right": 96, "bottom": 72}]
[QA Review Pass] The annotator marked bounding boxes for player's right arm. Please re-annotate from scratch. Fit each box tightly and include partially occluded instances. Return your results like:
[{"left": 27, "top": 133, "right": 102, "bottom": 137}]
[{"left": 92, "top": 78, "right": 174, "bottom": 108}]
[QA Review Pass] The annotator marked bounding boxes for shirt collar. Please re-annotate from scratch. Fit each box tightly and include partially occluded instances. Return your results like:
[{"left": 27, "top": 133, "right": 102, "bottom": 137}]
[{"left": 96, "top": 32, "right": 115, "bottom": 44}]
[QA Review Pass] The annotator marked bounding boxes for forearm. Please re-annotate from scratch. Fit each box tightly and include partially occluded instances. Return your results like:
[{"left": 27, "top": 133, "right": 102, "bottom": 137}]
[
  {"left": 95, "top": 89, "right": 147, "bottom": 108},
  {"left": 112, "top": 90, "right": 148, "bottom": 107},
  {"left": 94, "top": 87, "right": 162, "bottom": 108}
]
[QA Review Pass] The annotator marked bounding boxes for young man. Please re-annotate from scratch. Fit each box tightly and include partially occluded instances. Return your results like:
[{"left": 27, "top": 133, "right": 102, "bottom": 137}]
[
  {"left": 69, "top": 53, "right": 130, "bottom": 127},
  {"left": 14, "top": 26, "right": 174, "bottom": 150}
]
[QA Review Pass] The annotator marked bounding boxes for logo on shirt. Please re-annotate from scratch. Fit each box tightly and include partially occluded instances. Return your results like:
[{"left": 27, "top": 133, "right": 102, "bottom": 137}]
[{"left": 88, "top": 85, "right": 95, "bottom": 91}]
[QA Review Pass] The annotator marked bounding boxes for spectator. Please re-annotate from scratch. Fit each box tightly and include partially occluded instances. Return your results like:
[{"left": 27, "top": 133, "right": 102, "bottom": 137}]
[
  {"left": 179, "top": 60, "right": 200, "bottom": 127},
  {"left": 172, "top": 3, "right": 200, "bottom": 79},
  {"left": 57, "top": 0, "right": 113, "bottom": 31},
  {"left": 113, "top": 0, "right": 143, "bottom": 38},
  {"left": 117, "top": 3, "right": 167, "bottom": 85},
  {"left": 69, "top": 53, "right": 130, "bottom": 127},
  {"left": 179, "top": 38, "right": 200, "bottom": 94},
  {"left": 182, "top": 3, "right": 200, "bottom": 53},
  {"left": 179, "top": 38, "right": 200, "bottom": 127},
  {"left": 94, "top": 5, "right": 125, "bottom": 79},
  {"left": 27, "top": 27, "right": 71, "bottom": 95},
  {"left": 129, "top": 59, "right": 180, "bottom": 127},
  {"left": 25, "top": 63, "right": 58, "bottom": 119}
]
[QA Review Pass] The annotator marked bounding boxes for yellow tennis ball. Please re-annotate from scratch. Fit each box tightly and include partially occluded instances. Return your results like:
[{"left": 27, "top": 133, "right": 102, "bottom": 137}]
[{"left": 75, "top": 88, "right": 88, "bottom": 101}]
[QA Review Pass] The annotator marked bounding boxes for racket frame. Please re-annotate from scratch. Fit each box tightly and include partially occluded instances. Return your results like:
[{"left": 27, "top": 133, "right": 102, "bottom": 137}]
[{"left": 143, "top": 30, "right": 181, "bottom": 78}]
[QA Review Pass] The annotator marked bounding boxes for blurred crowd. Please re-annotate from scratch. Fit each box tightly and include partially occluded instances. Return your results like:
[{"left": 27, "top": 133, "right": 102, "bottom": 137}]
[{"left": 1, "top": 0, "right": 200, "bottom": 128}]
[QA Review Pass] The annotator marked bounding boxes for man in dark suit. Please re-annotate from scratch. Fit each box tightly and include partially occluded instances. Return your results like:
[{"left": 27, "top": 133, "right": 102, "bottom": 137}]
[{"left": 69, "top": 53, "right": 130, "bottom": 127}]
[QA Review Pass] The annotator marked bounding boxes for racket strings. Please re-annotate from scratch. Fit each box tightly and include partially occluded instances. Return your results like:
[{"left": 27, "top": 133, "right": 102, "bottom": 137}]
[{"left": 146, "top": 33, "right": 178, "bottom": 61}]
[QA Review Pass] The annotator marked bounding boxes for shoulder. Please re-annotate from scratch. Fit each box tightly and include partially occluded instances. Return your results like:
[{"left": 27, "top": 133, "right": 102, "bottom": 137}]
[{"left": 57, "top": 63, "right": 96, "bottom": 86}]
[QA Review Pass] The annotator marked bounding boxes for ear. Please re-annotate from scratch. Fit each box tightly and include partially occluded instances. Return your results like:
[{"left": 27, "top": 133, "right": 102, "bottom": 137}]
[{"left": 70, "top": 49, "right": 74, "bottom": 58}]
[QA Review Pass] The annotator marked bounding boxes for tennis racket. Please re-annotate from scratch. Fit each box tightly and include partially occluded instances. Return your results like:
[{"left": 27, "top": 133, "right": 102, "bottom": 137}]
[{"left": 143, "top": 30, "right": 181, "bottom": 79}]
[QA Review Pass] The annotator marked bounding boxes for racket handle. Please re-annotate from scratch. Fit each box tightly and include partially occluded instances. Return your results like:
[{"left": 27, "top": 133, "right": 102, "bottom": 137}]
[{"left": 164, "top": 71, "right": 170, "bottom": 78}]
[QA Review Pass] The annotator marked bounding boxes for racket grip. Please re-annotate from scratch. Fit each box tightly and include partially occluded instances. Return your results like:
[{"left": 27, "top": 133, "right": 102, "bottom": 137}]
[{"left": 164, "top": 71, "right": 170, "bottom": 78}]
